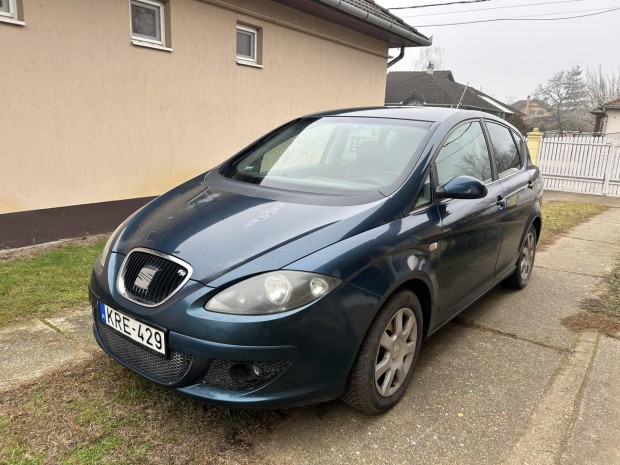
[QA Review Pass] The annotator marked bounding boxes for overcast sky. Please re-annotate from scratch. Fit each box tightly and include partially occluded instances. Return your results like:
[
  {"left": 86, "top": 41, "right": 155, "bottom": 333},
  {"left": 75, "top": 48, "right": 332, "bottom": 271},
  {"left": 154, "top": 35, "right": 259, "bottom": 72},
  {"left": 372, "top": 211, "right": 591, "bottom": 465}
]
[{"left": 379, "top": 0, "right": 620, "bottom": 103}]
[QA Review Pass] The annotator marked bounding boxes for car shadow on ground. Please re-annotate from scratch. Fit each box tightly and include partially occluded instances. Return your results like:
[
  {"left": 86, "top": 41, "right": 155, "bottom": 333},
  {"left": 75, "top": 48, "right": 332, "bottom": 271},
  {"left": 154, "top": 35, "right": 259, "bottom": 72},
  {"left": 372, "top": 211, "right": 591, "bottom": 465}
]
[{"left": 254, "top": 284, "right": 562, "bottom": 464}]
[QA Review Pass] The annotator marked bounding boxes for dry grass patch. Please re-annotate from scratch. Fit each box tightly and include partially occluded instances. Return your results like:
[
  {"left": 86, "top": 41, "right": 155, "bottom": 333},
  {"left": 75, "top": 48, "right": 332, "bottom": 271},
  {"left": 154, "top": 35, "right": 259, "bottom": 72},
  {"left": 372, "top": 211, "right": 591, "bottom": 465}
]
[
  {"left": 0, "top": 357, "right": 286, "bottom": 465},
  {"left": 562, "top": 312, "right": 620, "bottom": 339},
  {"left": 539, "top": 201, "right": 608, "bottom": 249},
  {"left": 562, "top": 260, "right": 620, "bottom": 339}
]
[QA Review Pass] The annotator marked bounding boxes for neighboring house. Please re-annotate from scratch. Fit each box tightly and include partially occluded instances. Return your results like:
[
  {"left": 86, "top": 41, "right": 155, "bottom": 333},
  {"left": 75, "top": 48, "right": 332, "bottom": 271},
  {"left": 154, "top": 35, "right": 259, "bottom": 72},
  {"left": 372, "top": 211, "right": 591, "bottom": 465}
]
[
  {"left": 512, "top": 96, "right": 551, "bottom": 129},
  {"left": 591, "top": 98, "right": 620, "bottom": 137},
  {"left": 385, "top": 66, "right": 522, "bottom": 120},
  {"left": 0, "top": 0, "right": 431, "bottom": 248}
]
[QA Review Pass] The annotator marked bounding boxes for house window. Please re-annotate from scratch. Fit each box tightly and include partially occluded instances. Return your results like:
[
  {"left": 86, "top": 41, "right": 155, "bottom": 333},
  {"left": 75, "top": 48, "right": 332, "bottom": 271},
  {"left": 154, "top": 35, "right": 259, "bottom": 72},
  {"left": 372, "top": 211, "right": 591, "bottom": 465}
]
[
  {"left": 130, "top": 0, "right": 166, "bottom": 47},
  {"left": 236, "top": 24, "right": 261, "bottom": 66},
  {"left": 0, "top": 0, "right": 24, "bottom": 25},
  {"left": 0, "top": 0, "right": 13, "bottom": 16}
]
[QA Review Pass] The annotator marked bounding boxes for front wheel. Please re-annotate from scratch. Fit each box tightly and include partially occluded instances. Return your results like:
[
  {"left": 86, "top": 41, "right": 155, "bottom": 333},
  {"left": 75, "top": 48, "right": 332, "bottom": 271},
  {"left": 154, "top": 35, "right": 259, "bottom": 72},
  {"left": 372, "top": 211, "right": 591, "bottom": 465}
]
[
  {"left": 504, "top": 224, "right": 537, "bottom": 289},
  {"left": 342, "top": 290, "right": 423, "bottom": 414}
]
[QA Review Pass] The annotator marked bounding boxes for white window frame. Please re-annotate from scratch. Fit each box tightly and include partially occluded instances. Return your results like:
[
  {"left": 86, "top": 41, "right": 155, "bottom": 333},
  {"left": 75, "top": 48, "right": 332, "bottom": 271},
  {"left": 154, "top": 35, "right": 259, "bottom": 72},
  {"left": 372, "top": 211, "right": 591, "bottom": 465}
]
[
  {"left": 130, "top": 0, "right": 165, "bottom": 47},
  {"left": 236, "top": 24, "right": 258, "bottom": 65},
  {"left": 0, "top": 0, "right": 24, "bottom": 25},
  {"left": 0, "top": 0, "right": 15, "bottom": 17}
]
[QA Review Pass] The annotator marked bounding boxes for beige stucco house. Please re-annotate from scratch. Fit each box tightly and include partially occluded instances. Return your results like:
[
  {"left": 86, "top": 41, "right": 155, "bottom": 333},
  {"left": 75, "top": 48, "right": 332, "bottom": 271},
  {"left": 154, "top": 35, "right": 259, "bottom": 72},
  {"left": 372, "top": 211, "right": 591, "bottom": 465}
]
[{"left": 0, "top": 0, "right": 430, "bottom": 247}]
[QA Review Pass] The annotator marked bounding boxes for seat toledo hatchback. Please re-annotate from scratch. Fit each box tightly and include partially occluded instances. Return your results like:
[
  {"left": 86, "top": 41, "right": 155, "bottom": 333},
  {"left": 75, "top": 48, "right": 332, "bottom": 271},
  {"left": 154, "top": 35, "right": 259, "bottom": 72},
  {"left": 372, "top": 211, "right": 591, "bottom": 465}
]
[{"left": 90, "top": 107, "right": 543, "bottom": 414}]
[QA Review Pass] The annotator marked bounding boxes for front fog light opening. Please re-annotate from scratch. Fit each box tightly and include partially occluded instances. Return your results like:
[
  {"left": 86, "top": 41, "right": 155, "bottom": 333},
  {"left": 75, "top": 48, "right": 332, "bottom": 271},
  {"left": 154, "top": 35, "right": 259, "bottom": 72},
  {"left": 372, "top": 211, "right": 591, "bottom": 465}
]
[
  {"left": 203, "top": 359, "right": 294, "bottom": 391},
  {"left": 229, "top": 363, "right": 263, "bottom": 384}
]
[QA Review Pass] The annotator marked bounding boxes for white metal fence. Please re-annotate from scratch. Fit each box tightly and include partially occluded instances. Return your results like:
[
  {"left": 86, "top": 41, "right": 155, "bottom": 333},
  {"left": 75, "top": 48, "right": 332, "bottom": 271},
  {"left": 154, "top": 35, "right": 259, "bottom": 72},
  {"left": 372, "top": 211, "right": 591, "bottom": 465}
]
[{"left": 537, "top": 136, "right": 620, "bottom": 197}]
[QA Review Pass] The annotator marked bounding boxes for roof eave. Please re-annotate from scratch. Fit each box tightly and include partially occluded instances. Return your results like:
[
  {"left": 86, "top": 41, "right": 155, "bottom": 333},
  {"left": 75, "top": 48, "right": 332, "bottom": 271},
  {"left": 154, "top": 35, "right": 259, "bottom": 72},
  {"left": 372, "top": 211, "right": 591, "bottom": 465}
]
[{"left": 274, "top": 0, "right": 432, "bottom": 47}]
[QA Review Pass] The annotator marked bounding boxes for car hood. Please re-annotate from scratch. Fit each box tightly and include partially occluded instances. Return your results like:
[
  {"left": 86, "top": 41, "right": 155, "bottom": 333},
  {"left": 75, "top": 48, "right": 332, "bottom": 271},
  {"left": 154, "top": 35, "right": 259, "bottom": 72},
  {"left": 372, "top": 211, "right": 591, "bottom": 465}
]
[{"left": 113, "top": 174, "right": 393, "bottom": 286}]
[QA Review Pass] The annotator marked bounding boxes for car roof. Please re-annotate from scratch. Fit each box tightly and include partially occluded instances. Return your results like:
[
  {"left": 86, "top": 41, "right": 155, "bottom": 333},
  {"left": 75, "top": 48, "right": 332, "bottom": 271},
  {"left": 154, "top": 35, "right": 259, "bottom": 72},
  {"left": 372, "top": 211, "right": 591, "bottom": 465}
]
[{"left": 304, "top": 106, "right": 491, "bottom": 123}]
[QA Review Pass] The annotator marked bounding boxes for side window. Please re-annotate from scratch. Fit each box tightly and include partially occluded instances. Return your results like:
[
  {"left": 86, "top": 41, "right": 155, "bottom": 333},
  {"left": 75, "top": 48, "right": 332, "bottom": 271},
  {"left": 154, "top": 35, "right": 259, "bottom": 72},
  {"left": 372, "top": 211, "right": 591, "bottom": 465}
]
[
  {"left": 413, "top": 173, "right": 432, "bottom": 210},
  {"left": 486, "top": 122, "right": 522, "bottom": 178},
  {"left": 511, "top": 129, "right": 526, "bottom": 165},
  {"left": 435, "top": 121, "right": 492, "bottom": 186}
]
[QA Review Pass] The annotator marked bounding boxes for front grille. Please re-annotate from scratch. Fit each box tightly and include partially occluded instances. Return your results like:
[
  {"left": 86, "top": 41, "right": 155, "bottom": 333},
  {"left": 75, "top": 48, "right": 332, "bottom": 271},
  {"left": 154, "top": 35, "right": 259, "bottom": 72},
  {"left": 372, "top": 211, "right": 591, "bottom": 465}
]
[
  {"left": 96, "top": 319, "right": 192, "bottom": 384},
  {"left": 203, "top": 359, "right": 292, "bottom": 391},
  {"left": 119, "top": 249, "right": 191, "bottom": 306}
]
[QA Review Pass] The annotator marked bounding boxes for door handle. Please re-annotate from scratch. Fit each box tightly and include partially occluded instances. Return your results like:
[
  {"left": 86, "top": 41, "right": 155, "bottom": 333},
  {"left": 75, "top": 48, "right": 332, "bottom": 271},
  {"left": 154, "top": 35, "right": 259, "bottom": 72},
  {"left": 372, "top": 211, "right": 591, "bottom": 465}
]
[
  {"left": 527, "top": 180, "right": 534, "bottom": 189},
  {"left": 496, "top": 195, "right": 506, "bottom": 208}
]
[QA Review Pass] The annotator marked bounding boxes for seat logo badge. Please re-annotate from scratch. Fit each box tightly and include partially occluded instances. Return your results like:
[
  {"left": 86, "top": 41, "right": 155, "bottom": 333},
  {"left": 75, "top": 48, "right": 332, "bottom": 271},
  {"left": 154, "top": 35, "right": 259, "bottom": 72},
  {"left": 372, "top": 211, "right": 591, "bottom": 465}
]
[
  {"left": 134, "top": 265, "right": 159, "bottom": 290},
  {"left": 429, "top": 242, "right": 438, "bottom": 252},
  {"left": 177, "top": 269, "right": 187, "bottom": 278}
]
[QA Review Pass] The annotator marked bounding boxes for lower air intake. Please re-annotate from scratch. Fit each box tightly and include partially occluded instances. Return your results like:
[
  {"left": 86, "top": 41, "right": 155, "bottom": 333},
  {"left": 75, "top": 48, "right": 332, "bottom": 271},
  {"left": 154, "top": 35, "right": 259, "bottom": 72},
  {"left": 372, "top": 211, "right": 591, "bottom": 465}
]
[{"left": 97, "top": 320, "right": 192, "bottom": 385}]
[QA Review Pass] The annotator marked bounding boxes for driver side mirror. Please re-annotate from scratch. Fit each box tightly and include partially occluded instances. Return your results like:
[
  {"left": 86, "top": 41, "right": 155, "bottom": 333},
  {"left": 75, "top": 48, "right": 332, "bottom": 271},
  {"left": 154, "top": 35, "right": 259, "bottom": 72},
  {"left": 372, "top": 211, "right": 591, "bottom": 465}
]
[{"left": 435, "top": 176, "right": 488, "bottom": 200}]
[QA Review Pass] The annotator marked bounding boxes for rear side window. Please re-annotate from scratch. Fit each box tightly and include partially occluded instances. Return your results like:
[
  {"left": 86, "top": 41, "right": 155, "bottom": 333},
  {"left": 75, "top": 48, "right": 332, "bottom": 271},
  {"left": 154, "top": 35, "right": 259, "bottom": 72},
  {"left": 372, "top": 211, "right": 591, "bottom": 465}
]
[
  {"left": 435, "top": 121, "right": 492, "bottom": 185},
  {"left": 486, "top": 122, "right": 522, "bottom": 178}
]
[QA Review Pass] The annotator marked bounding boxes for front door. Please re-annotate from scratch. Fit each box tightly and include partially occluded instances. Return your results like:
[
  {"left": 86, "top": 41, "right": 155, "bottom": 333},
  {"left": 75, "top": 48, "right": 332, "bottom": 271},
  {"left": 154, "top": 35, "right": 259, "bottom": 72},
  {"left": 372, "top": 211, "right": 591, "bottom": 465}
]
[{"left": 431, "top": 120, "right": 505, "bottom": 326}]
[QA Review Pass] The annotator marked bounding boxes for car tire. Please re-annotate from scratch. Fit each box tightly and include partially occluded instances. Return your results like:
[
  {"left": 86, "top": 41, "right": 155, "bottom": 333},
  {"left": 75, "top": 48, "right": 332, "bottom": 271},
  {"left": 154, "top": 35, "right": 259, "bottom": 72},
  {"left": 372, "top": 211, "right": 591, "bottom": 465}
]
[
  {"left": 342, "top": 290, "right": 423, "bottom": 414},
  {"left": 504, "top": 224, "right": 537, "bottom": 289}
]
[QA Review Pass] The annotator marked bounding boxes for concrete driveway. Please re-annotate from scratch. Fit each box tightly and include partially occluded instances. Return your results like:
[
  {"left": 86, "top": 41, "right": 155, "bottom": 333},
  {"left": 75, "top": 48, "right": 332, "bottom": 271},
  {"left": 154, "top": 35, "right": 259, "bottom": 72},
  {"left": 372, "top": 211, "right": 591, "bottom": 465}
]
[{"left": 1, "top": 194, "right": 619, "bottom": 465}]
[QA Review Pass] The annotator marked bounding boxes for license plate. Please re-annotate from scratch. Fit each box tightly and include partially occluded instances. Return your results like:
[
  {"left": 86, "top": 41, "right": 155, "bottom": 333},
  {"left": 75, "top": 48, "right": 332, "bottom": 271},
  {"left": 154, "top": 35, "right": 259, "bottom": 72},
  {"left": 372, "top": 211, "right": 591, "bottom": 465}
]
[{"left": 99, "top": 302, "right": 167, "bottom": 355}]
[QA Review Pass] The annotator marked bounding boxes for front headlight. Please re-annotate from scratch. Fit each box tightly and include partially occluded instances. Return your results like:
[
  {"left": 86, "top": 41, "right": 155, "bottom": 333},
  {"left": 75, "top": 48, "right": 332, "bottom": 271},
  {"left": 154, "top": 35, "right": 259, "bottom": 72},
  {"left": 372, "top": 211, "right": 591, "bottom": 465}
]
[{"left": 205, "top": 271, "right": 340, "bottom": 315}]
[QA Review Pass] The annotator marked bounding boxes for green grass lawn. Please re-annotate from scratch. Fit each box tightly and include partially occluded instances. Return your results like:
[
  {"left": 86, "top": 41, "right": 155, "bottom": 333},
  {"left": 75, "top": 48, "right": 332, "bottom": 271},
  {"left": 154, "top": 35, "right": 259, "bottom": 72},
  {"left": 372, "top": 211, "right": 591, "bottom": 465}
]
[
  {"left": 0, "top": 200, "right": 609, "bottom": 327},
  {"left": 0, "top": 238, "right": 107, "bottom": 326}
]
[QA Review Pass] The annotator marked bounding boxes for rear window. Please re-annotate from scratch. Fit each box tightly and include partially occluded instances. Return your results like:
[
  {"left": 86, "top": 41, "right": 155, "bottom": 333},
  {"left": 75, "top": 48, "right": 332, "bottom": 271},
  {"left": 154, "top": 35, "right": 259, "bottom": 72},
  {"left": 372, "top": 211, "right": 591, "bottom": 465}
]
[
  {"left": 219, "top": 117, "right": 432, "bottom": 195},
  {"left": 486, "top": 121, "right": 522, "bottom": 178}
]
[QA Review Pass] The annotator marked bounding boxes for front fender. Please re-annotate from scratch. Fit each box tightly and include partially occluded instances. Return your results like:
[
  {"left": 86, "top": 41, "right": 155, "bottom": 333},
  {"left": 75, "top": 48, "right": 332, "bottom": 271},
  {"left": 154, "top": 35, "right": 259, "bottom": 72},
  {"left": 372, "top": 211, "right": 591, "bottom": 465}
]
[{"left": 285, "top": 205, "right": 442, "bottom": 326}]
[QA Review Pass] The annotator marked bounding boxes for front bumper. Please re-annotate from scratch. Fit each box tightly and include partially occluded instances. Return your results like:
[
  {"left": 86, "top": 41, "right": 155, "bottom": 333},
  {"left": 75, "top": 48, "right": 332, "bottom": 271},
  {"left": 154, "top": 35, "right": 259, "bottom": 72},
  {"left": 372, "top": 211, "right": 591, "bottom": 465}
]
[{"left": 89, "top": 259, "right": 381, "bottom": 409}]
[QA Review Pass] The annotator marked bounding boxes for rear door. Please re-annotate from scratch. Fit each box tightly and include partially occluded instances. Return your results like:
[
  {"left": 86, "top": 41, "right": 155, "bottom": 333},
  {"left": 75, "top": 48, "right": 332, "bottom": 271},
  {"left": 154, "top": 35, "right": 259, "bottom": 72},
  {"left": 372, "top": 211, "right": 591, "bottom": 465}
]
[
  {"left": 484, "top": 121, "right": 535, "bottom": 279},
  {"left": 432, "top": 120, "right": 506, "bottom": 326}
]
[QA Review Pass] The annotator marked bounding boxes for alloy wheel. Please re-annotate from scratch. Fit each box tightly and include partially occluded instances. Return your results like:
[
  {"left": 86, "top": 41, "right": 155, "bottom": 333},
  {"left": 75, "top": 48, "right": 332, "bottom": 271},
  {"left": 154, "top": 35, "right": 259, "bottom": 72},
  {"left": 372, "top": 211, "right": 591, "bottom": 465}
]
[
  {"left": 374, "top": 307, "right": 418, "bottom": 397},
  {"left": 520, "top": 231, "right": 536, "bottom": 282}
]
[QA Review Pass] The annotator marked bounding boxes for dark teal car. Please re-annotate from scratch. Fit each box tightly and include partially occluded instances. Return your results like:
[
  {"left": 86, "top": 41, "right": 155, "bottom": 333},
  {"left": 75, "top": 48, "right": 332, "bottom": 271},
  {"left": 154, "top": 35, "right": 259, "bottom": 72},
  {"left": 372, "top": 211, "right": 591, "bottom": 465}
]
[{"left": 90, "top": 107, "right": 542, "bottom": 414}]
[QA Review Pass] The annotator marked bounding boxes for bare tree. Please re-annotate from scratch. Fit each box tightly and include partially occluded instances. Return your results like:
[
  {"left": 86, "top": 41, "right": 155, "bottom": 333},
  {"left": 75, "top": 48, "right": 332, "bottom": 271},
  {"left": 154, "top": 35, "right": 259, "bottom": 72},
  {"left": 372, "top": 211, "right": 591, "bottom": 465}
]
[
  {"left": 413, "top": 45, "right": 444, "bottom": 71},
  {"left": 456, "top": 153, "right": 492, "bottom": 181},
  {"left": 585, "top": 66, "right": 620, "bottom": 108},
  {"left": 535, "top": 66, "right": 590, "bottom": 134}
]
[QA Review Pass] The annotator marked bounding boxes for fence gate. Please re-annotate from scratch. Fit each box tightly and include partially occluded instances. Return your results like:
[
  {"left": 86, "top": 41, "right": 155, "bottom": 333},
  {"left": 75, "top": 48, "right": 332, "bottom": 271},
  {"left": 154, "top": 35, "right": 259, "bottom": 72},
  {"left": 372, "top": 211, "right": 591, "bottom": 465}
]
[{"left": 537, "top": 136, "right": 620, "bottom": 197}]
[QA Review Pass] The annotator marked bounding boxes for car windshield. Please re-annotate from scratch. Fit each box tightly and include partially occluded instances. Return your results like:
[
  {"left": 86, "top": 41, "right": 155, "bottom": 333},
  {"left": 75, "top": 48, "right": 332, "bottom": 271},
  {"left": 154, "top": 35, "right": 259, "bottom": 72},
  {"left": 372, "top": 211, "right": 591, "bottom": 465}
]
[{"left": 219, "top": 117, "right": 432, "bottom": 195}]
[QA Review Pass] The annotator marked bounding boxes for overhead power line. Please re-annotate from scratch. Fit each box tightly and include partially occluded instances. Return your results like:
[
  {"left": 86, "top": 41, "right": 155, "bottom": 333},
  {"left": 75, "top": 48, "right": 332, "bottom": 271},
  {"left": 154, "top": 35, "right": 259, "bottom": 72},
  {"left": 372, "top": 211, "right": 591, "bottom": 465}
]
[
  {"left": 389, "top": 0, "right": 490, "bottom": 10},
  {"left": 400, "top": 0, "right": 590, "bottom": 19},
  {"left": 413, "top": 6, "right": 620, "bottom": 27}
]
